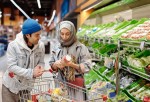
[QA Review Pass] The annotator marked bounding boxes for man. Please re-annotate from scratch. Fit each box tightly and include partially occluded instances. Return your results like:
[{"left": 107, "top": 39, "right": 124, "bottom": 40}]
[{"left": 2, "top": 19, "right": 45, "bottom": 102}]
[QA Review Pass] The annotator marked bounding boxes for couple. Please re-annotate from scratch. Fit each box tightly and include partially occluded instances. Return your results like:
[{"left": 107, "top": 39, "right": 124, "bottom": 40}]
[{"left": 2, "top": 19, "right": 91, "bottom": 102}]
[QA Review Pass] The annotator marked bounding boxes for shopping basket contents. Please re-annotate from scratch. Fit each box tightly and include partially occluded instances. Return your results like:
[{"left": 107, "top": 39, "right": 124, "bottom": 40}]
[{"left": 8, "top": 70, "right": 107, "bottom": 102}]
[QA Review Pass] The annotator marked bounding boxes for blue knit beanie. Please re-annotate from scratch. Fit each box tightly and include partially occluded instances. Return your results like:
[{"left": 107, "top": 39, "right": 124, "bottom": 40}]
[{"left": 22, "top": 19, "right": 41, "bottom": 35}]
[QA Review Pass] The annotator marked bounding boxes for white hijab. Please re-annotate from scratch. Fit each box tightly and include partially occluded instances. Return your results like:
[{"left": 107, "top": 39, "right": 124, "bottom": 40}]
[{"left": 57, "top": 21, "right": 77, "bottom": 47}]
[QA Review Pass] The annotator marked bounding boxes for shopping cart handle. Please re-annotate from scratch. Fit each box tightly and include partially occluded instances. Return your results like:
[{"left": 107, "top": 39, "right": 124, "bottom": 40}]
[
  {"left": 49, "top": 68, "right": 53, "bottom": 73},
  {"left": 9, "top": 72, "right": 14, "bottom": 78},
  {"left": 43, "top": 68, "right": 53, "bottom": 73}
]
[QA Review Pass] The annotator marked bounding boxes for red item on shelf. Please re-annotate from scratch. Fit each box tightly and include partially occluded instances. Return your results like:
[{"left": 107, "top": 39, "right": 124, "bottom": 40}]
[
  {"left": 143, "top": 96, "right": 150, "bottom": 102},
  {"left": 102, "top": 95, "right": 107, "bottom": 101}
]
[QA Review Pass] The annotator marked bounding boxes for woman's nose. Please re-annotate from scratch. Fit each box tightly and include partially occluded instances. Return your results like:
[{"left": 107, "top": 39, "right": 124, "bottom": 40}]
[{"left": 63, "top": 35, "right": 67, "bottom": 39}]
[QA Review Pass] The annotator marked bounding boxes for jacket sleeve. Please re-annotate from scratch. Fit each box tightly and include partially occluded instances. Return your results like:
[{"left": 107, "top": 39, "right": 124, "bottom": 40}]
[
  {"left": 49, "top": 52, "right": 56, "bottom": 70},
  {"left": 7, "top": 42, "right": 33, "bottom": 79},
  {"left": 49, "top": 47, "right": 61, "bottom": 70},
  {"left": 79, "top": 44, "right": 92, "bottom": 72},
  {"left": 38, "top": 42, "right": 45, "bottom": 67}
]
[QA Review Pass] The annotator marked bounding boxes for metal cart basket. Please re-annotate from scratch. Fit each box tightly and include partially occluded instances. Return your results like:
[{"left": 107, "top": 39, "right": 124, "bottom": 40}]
[{"left": 9, "top": 71, "right": 107, "bottom": 102}]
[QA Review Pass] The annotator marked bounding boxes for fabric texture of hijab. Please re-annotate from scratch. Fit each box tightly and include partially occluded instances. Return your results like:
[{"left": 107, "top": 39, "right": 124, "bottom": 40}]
[{"left": 57, "top": 21, "right": 77, "bottom": 47}]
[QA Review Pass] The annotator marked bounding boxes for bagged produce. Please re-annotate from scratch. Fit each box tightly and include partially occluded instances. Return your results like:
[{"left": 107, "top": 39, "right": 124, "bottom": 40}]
[{"left": 134, "top": 50, "right": 150, "bottom": 58}]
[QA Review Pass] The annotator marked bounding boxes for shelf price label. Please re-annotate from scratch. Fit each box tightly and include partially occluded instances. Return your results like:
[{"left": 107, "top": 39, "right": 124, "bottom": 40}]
[
  {"left": 98, "top": 38, "right": 101, "bottom": 43},
  {"left": 103, "top": 38, "right": 106, "bottom": 44},
  {"left": 94, "top": 38, "right": 97, "bottom": 42},
  {"left": 118, "top": 40, "right": 121, "bottom": 48},
  {"left": 108, "top": 38, "right": 111, "bottom": 44},
  {"left": 140, "top": 41, "right": 145, "bottom": 50}
]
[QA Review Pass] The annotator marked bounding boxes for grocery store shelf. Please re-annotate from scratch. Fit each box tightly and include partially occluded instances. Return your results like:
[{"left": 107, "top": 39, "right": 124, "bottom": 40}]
[
  {"left": 121, "top": 65, "right": 150, "bottom": 81},
  {"left": 90, "top": 0, "right": 150, "bottom": 17},
  {"left": 120, "top": 39, "right": 143, "bottom": 43},
  {"left": 119, "top": 39, "right": 150, "bottom": 51},
  {"left": 91, "top": 58, "right": 101, "bottom": 62},
  {"left": 121, "top": 44, "right": 140, "bottom": 48}
]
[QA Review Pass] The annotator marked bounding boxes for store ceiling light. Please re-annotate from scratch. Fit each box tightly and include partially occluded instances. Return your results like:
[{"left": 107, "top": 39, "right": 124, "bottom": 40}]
[
  {"left": 48, "top": 10, "right": 56, "bottom": 26},
  {"left": 31, "top": 11, "right": 34, "bottom": 14},
  {"left": 10, "top": 0, "right": 30, "bottom": 19},
  {"left": 37, "top": 0, "right": 41, "bottom": 9},
  {"left": 4, "top": 14, "right": 11, "bottom": 16}
]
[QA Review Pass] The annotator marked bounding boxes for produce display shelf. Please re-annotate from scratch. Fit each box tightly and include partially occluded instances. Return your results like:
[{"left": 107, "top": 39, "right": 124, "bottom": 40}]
[{"left": 121, "top": 65, "right": 150, "bottom": 81}]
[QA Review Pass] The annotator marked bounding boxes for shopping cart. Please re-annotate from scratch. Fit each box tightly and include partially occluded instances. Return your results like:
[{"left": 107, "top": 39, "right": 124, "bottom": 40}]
[{"left": 8, "top": 69, "right": 108, "bottom": 102}]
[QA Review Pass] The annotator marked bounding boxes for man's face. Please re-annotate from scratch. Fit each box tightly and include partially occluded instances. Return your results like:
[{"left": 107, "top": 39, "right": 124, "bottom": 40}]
[{"left": 26, "top": 31, "right": 41, "bottom": 45}]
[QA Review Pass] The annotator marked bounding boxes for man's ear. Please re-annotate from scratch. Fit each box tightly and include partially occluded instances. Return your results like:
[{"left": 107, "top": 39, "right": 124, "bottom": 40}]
[{"left": 26, "top": 34, "right": 31, "bottom": 38}]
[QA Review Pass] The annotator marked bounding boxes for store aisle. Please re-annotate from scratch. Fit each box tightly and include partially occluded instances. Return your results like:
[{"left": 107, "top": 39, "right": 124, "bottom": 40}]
[
  {"left": 0, "top": 54, "right": 6, "bottom": 102},
  {"left": 0, "top": 54, "right": 7, "bottom": 74},
  {"left": 0, "top": 54, "right": 7, "bottom": 99},
  {"left": 42, "top": 54, "right": 53, "bottom": 77}
]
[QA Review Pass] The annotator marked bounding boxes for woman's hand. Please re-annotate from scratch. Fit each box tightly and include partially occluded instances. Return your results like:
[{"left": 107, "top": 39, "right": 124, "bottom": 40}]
[
  {"left": 63, "top": 61, "right": 73, "bottom": 67},
  {"left": 61, "top": 55, "right": 73, "bottom": 67},
  {"left": 54, "top": 59, "right": 65, "bottom": 69}
]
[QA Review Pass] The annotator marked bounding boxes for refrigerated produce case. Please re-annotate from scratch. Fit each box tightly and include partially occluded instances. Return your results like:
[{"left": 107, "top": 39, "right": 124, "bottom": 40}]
[{"left": 78, "top": 18, "right": 150, "bottom": 101}]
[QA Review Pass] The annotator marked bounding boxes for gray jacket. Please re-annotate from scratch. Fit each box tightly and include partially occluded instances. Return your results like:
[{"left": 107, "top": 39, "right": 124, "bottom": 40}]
[
  {"left": 2, "top": 32, "right": 45, "bottom": 94},
  {"left": 49, "top": 41, "right": 91, "bottom": 81}
]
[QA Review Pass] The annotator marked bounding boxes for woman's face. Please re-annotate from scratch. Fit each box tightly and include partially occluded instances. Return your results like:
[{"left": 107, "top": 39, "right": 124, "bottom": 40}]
[{"left": 60, "top": 28, "right": 71, "bottom": 41}]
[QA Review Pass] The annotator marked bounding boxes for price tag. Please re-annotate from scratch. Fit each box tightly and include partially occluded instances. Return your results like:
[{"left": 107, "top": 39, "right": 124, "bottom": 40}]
[
  {"left": 119, "top": 62, "right": 121, "bottom": 69},
  {"left": 98, "top": 38, "right": 101, "bottom": 43},
  {"left": 140, "top": 41, "right": 145, "bottom": 50},
  {"left": 108, "top": 38, "right": 111, "bottom": 44},
  {"left": 103, "top": 39, "right": 106, "bottom": 44},
  {"left": 84, "top": 35, "right": 88, "bottom": 41},
  {"left": 94, "top": 38, "right": 97, "bottom": 42},
  {"left": 118, "top": 40, "right": 121, "bottom": 48},
  {"left": 100, "top": 55, "right": 103, "bottom": 61},
  {"left": 126, "top": 66, "right": 131, "bottom": 73}
]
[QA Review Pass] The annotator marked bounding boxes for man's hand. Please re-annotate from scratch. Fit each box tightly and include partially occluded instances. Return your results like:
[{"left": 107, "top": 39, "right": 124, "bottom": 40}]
[{"left": 33, "top": 65, "right": 44, "bottom": 78}]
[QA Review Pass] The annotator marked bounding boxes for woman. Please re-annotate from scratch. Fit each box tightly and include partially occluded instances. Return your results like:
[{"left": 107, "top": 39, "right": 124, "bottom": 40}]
[{"left": 49, "top": 21, "right": 91, "bottom": 101}]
